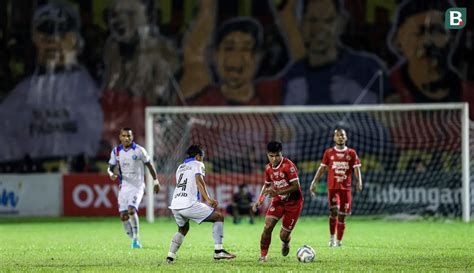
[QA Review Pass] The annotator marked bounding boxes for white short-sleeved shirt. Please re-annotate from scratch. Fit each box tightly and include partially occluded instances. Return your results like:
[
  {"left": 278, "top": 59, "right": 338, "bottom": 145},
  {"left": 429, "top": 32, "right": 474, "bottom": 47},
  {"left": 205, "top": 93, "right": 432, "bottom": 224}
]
[
  {"left": 108, "top": 142, "right": 150, "bottom": 188},
  {"left": 169, "top": 158, "right": 205, "bottom": 210}
]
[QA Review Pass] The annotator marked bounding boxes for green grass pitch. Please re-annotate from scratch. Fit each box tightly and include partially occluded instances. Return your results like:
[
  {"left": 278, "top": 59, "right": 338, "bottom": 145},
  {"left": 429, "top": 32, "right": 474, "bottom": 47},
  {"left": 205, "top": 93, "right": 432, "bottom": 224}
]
[{"left": 1, "top": 217, "right": 473, "bottom": 272}]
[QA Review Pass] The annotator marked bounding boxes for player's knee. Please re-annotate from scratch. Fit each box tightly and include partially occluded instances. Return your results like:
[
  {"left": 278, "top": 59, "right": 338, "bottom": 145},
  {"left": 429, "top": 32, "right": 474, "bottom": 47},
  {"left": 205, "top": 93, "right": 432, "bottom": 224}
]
[
  {"left": 120, "top": 214, "right": 129, "bottom": 221},
  {"left": 263, "top": 224, "right": 274, "bottom": 235},
  {"left": 127, "top": 208, "right": 136, "bottom": 215},
  {"left": 215, "top": 212, "right": 224, "bottom": 222},
  {"left": 179, "top": 222, "right": 190, "bottom": 235},
  {"left": 338, "top": 215, "right": 346, "bottom": 222},
  {"left": 330, "top": 209, "right": 338, "bottom": 217},
  {"left": 179, "top": 226, "right": 189, "bottom": 236}
]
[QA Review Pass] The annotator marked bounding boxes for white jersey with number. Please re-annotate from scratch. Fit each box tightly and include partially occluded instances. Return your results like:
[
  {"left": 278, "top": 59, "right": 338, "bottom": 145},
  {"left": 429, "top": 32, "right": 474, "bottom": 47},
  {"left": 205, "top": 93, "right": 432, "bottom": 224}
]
[
  {"left": 169, "top": 158, "right": 205, "bottom": 210},
  {"left": 108, "top": 142, "right": 150, "bottom": 188}
]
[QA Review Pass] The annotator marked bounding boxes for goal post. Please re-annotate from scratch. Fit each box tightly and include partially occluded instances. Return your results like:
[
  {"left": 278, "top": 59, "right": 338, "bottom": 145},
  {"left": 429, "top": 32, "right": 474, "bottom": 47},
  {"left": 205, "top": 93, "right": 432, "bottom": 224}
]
[
  {"left": 145, "top": 103, "right": 471, "bottom": 223},
  {"left": 462, "top": 103, "right": 470, "bottom": 222}
]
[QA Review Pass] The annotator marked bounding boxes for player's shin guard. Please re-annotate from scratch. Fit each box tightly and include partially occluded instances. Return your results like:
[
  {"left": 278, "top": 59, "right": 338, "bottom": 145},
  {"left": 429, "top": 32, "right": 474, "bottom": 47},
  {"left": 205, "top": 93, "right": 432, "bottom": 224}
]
[
  {"left": 212, "top": 222, "right": 224, "bottom": 250},
  {"left": 168, "top": 232, "right": 185, "bottom": 258},
  {"left": 260, "top": 233, "right": 271, "bottom": 257},
  {"left": 122, "top": 220, "right": 133, "bottom": 239},
  {"left": 329, "top": 216, "right": 338, "bottom": 236},
  {"left": 129, "top": 213, "right": 140, "bottom": 240},
  {"left": 336, "top": 221, "right": 346, "bottom": 241}
]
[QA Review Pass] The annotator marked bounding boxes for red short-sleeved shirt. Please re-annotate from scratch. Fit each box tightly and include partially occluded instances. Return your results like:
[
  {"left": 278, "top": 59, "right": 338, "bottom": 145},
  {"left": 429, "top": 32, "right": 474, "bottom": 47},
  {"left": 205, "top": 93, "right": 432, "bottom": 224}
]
[
  {"left": 321, "top": 146, "right": 361, "bottom": 190},
  {"left": 264, "top": 157, "right": 302, "bottom": 202}
]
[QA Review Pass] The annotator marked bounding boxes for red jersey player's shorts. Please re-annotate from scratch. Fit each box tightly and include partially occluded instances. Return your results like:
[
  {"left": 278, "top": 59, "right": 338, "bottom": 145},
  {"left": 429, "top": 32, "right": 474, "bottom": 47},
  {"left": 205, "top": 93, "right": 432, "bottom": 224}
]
[
  {"left": 328, "top": 189, "right": 352, "bottom": 215},
  {"left": 266, "top": 198, "right": 303, "bottom": 231}
]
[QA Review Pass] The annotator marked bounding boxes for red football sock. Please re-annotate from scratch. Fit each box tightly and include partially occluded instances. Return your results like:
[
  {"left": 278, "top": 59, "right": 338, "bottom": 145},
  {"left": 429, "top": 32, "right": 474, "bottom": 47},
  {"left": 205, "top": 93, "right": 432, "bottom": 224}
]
[
  {"left": 329, "top": 216, "right": 337, "bottom": 236},
  {"left": 336, "top": 221, "right": 346, "bottom": 241},
  {"left": 260, "top": 233, "right": 272, "bottom": 257}
]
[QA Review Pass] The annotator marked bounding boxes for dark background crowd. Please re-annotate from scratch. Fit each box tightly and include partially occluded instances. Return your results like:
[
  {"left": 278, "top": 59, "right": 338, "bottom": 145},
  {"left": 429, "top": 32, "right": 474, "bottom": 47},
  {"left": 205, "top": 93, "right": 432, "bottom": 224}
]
[{"left": 0, "top": 0, "right": 472, "bottom": 174}]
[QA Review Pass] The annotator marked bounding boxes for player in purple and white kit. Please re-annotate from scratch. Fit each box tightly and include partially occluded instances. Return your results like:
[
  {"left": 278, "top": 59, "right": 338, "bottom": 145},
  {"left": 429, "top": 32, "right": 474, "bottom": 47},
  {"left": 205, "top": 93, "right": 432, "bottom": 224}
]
[{"left": 107, "top": 128, "right": 161, "bottom": 249}]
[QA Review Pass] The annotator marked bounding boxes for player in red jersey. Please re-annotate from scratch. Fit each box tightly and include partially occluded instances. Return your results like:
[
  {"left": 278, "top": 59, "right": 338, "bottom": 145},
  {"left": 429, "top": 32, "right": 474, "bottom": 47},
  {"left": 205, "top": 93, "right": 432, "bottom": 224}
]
[
  {"left": 310, "top": 128, "right": 362, "bottom": 247},
  {"left": 252, "top": 141, "right": 303, "bottom": 262}
]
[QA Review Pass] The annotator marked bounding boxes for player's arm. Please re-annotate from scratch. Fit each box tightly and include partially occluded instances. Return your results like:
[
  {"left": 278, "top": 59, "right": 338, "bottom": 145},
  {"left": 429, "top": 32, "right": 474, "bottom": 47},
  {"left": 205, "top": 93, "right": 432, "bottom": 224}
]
[
  {"left": 107, "top": 149, "right": 119, "bottom": 181},
  {"left": 252, "top": 183, "right": 271, "bottom": 212},
  {"left": 354, "top": 166, "right": 363, "bottom": 192},
  {"left": 352, "top": 150, "right": 362, "bottom": 192},
  {"left": 196, "top": 174, "right": 218, "bottom": 208},
  {"left": 270, "top": 179, "right": 300, "bottom": 197},
  {"left": 310, "top": 165, "right": 328, "bottom": 197},
  {"left": 107, "top": 164, "right": 118, "bottom": 181},
  {"left": 145, "top": 162, "right": 161, "bottom": 193}
]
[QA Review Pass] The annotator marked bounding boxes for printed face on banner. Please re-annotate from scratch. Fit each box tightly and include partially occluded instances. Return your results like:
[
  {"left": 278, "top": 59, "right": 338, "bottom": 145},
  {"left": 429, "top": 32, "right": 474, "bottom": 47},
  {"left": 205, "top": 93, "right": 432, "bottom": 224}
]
[
  {"left": 214, "top": 31, "right": 259, "bottom": 89},
  {"left": 301, "top": 0, "right": 344, "bottom": 66}
]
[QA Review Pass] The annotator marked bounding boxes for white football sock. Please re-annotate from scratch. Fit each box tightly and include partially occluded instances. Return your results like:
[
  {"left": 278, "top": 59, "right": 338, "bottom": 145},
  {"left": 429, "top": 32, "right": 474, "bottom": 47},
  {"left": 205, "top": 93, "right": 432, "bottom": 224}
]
[
  {"left": 213, "top": 221, "right": 224, "bottom": 249},
  {"left": 122, "top": 220, "right": 133, "bottom": 239},
  {"left": 129, "top": 213, "right": 140, "bottom": 240},
  {"left": 169, "top": 232, "right": 185, "bottom": 257}
]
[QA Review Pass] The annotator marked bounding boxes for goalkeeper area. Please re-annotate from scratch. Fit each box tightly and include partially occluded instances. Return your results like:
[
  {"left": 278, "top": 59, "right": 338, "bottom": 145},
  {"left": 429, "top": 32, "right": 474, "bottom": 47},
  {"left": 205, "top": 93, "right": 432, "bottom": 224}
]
[
  {"left": 1, "top": 217, "right": 473, "bottom": 271},
  {"left": 145, "top": 103, "right": 472, "bottom": 222}
]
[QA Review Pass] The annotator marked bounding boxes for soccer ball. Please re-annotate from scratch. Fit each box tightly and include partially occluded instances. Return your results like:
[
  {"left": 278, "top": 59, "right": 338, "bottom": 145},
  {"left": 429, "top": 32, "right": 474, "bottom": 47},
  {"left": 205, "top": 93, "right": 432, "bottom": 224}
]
[{"left": 296, "top": 245, "right": 316, "bottom": 263}]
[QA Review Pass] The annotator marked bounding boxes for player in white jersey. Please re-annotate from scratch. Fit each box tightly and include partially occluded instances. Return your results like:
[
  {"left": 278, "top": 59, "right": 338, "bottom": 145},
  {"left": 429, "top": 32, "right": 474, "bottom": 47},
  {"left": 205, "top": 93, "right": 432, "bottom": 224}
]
[
  {"left": 107, "top": 128, "right": 161, "bottom": 249},
  {"left": 165, "top": 145, "right": 236, "bottom": 263}
]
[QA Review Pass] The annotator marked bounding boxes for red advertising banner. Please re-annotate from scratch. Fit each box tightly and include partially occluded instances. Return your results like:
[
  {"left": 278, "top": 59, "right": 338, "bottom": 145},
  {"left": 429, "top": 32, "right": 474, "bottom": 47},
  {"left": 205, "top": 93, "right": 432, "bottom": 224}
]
[
  {"left": 63, "top": 174, "right": 120, "bottom": 216},
  {"left": 63, "top": 173, "right": 265, "bottom": 216}
]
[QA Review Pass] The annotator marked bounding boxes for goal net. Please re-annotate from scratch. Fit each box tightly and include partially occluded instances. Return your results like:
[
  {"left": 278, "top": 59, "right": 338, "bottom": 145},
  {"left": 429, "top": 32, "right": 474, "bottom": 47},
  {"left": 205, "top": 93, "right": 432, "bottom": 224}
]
[{"left": 145, "top": 104, "right": 471, "bottom": 222}]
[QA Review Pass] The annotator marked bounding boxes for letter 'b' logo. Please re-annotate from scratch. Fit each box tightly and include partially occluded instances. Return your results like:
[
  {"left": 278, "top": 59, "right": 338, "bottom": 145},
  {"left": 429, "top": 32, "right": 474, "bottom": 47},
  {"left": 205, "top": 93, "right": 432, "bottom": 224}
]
[{"left": 445, "top": 8, "right": 467, "bottom": 29}]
